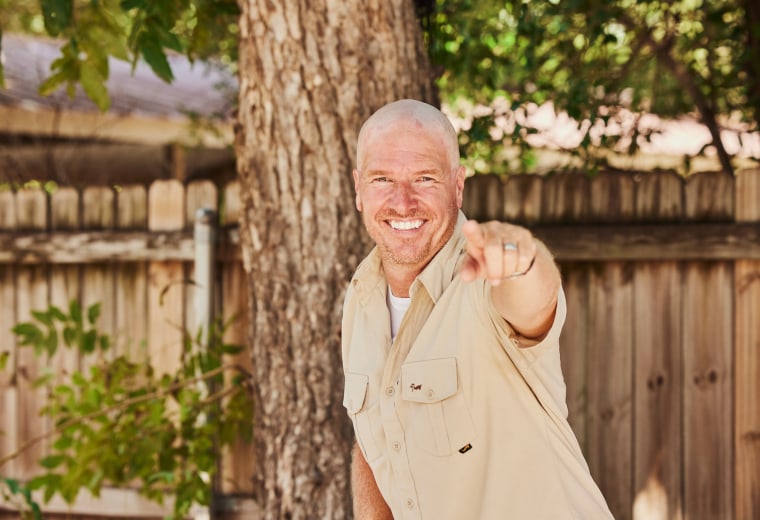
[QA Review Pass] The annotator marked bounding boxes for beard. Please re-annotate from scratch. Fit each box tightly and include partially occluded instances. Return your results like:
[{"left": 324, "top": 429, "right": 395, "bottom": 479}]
[{"left": 367, "top": 205, "right": 458, "bottom": 268}]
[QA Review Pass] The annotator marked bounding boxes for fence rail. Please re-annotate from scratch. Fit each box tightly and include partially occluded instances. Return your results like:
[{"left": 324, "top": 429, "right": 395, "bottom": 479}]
[{"left": 0, "top": 169, "right": 759, "bottom": 520}]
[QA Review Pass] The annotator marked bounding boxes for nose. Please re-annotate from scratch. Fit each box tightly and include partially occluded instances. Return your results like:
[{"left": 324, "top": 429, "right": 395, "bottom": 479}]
[{"left": 388, "top": 181, "right": 418, "bottom": 213}]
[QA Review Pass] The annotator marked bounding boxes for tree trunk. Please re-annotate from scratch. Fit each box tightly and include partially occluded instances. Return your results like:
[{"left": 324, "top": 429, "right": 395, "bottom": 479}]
[{"left": 234, "top": 1, "right": 436, "bottom": 517}]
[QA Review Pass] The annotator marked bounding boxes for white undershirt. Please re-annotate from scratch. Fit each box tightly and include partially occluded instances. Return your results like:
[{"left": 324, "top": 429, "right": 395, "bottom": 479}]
[{"left": 387, "top": 286, "right": 411, "bottom": 342}]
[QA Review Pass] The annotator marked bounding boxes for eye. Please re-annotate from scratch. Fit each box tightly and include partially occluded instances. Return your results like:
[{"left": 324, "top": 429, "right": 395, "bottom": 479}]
[
  {"left": 371, "top": 176, "right": 391, "bottom": 183},
  {"left": 418, "top": 175, "right": 436, "bottom": 183}
]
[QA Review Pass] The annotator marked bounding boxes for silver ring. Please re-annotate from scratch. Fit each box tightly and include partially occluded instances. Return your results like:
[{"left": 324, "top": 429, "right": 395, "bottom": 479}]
[
  {"left": 505, "top": 255, "right": 536, "bottom": 279},
  {"left": 502, "top": 241, "right": 518, "bottom": 252}
]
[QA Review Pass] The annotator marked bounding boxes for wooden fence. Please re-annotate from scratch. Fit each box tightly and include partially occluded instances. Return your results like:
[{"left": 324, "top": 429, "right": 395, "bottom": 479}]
[
  {"left": 0, "top": 179, "right": 253, "bottom": 518},
  {"left": 1, "top": 170, "right": 759, "bottom": 519}
]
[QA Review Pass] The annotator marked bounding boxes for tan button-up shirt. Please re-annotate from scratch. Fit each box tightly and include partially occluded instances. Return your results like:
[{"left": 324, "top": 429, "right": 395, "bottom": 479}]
[{"left": 342, "top": 213, "right": 613, "bottom": 519}]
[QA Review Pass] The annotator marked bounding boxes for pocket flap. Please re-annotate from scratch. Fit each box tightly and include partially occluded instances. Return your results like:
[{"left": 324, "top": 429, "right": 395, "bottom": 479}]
[
  {"left": 401, "top": 358, "right": 458, "bottom": 403},
  {"left": 343, "top": 372, "right": 369, "bottom": 413}
]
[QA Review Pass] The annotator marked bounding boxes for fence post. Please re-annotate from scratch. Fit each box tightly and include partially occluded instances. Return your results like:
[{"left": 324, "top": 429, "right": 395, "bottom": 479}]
[{"left": 194, "top": 207, "right": 217, "bottom": 347}]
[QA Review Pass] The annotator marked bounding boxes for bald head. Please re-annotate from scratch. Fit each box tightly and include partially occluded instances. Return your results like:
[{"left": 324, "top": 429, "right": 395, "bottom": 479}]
[{"left": 356, "top": 99, "right": 460, "bottom": 172}]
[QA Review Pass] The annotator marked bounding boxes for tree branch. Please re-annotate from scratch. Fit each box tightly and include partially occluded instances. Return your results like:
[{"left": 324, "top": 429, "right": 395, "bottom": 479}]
[
  {"left": 617, "top": 12, "right": 734, "bottom": 174},
  {"left": 0, "top": 363, "right": 251, "bottom": 469}
]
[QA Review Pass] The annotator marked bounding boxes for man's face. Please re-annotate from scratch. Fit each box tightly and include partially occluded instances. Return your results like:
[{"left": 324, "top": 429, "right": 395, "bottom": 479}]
[{"left": 353, "top": 120, "right": 465, "bottom": 274}]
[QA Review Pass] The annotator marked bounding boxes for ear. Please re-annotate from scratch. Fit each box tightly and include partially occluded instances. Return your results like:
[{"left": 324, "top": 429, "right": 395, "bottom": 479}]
[
  {"left": 352, "top": 169, "right": 363, "bottom": 211},
  {"left": 455, "top": 165, "right": 466, "bottom": 208}
]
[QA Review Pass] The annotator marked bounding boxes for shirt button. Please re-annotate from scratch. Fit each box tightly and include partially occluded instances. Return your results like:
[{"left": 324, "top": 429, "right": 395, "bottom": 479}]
[
  {"left": 426, "top": 389, "right": 435, "bottom": 400},
  {"left": 392, "top": 441, "right": 401, "bottom": 451},
  {"left": 406, "top": 498, "right": 415, "bottom": 509},
  {"left": 385, "top": 386, "right": 395, "bottom": 396}
]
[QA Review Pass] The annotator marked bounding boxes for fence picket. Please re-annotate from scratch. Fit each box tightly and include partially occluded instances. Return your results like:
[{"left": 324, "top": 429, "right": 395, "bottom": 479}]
[
  {"left": 734, "top": 168, "right": 760, "bottom": 520},
  {"left": 632, "top": 172, "right": 684, "bottom": 520},
  {"left": 633, "top": 171, "right": 683, "bottom": 223},
  {"left": 541, "top": 171, "right": 591, "bottom": 224},
  {"left": 0, "top": 262, "right": 18, "bottom": 476},
  {"left": 49, "top": 187, "right": 81, "bottom": 385},
  {"left": 0, "top": 191, "right": 16, "bottom": 229},
  {"left": 559, "top": 262, "right": 590, "bottom": 454},
  {"left": 503, "top": 174, "right": 543, "bottom": 225},
  {"left": 584, "top": 173, "right": 636, "bottom": 520},
  {"left": 115, "top": 185, "right": 149, "bottom": 361},
  {"left": 81, "top": 187, "right": 117, "bottom": 366},
  {"left": 682, "top": 172, "right": 734, "bottom": 520},
  {"left": 462, "top": 173, "right": 504, "bottom": 221},
  {"left": 116, "top": 184, "right": 148, "bottom": 230},
  {"left": 222, "top": 180, "right": 242, "bottom": 227},
  {"left": 590, "top": 172, "right": 635, "bottom": 222},
  {"left": 633, "top": 263, "right": 683, "bottom": 520},
  {"left": 14, "top": 186, "right": 49, "bottom": 479},
  {"left": 147, "top": 180, "right": 186, "bottom": 376},
  {"left": 219, "top": 261, "right": 255, "bottom": 495},
  {"left": 684, "top": 170, "right": 734, "bottom": 222}
]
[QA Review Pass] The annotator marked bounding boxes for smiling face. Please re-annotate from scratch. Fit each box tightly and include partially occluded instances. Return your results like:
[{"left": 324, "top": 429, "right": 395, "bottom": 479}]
[{"left": 353, "top": 101, "right": 465, "bottom": 281}]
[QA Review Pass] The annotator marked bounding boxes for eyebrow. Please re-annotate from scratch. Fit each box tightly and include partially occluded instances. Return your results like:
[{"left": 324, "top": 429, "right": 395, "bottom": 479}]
[{"left": 362, "top": 168, "right": 443, "bottom": 177}]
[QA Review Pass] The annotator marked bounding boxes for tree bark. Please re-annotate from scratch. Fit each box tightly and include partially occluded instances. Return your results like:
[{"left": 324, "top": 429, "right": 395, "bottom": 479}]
[{"left": 234, "top": 1, "right": 435, "bottom": 517}]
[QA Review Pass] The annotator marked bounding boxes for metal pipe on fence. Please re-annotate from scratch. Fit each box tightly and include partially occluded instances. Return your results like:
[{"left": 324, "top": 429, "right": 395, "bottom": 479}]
[
  {"left": 194, "top": 207, "right": 217, "bottom": 347},
  {"left": 193, "top": 207, "right": 218, "bottom": 520}
]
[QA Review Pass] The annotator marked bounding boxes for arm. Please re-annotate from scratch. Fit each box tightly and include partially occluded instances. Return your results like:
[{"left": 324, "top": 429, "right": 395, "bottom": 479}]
[
  {"left": 351, "top": 442, "right": 393, "bottom": 519},
  {"left": 460, "top": 220, "right": 561, "bottom": 341}
]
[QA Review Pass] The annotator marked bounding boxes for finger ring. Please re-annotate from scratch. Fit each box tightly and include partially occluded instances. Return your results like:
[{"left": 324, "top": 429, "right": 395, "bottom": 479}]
[
  {"left": 502, "top": 241, "right": 518, "bottom": 252},
  {"left": 506, "top": 255, "right": 536, "bottom": 278}
]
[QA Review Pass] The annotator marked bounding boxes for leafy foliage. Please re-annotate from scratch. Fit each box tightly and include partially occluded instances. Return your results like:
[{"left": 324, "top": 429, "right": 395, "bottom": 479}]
[
  {"left": 428, "top": 0, "right": 759, "bottom": 174},
  {"left": 1, "top": 478, "right": 41, "bottom": 520},
  {"left": 0, "top": 0, "right": 239, "bottom": 110},
  {"left": 2, "top": 0, "right": 759, "bottom": 173},
  {"left": 1, "top": 301, "right": 253, "bottom": 519}
]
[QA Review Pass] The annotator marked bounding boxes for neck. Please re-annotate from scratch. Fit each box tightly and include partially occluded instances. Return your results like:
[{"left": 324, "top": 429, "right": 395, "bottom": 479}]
[{"left": 384, "top": 265, "right": 420, "bottom": 298}]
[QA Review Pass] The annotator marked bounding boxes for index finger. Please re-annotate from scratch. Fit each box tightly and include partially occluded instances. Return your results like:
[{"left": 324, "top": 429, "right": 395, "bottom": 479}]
[{"left": 461, "top": 220, "right": 486, "bottom": 249}]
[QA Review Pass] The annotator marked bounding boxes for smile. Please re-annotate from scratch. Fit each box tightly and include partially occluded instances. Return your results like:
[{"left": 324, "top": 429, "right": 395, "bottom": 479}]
[{"left": 388, "top": 219, "right": 424, "bottom": 231}]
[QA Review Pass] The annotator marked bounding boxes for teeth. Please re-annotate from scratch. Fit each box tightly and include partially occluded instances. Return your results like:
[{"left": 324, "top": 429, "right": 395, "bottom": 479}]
[{"left": 389, "top": 220, "right": 423, "bottom": 230}]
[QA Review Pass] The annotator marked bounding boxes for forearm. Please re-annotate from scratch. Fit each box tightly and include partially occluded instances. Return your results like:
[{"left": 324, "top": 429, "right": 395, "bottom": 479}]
[
  {"left": 490, "top": 239, "right": 561, "bottom": 340},
  {"left": 351, "top": 442, "right": 393, "bottom": 519}
]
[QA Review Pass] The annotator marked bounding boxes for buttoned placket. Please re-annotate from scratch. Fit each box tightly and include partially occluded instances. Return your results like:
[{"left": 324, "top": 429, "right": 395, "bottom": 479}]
[{"left": 377, "top": 280, "right": 435, "bottom": 520}]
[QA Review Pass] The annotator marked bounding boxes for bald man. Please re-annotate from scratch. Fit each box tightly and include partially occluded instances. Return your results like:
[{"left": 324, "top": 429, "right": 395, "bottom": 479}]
[{"left": 341, "top": 99, "right": 613, "bottom": 519}]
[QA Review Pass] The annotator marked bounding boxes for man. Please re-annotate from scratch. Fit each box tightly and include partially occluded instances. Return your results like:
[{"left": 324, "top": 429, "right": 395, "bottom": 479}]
[{"left": 342, "top": 99, "right": 613, "bottom": 519}]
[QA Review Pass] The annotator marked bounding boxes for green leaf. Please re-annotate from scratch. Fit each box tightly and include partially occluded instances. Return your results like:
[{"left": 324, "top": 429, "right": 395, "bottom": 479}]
[
  {"left": 139, "top": 35, "right": 174, "bottom": 83},
  {"left": 3, "top": 477, "right": 20, "bottom": 494},
  {"left": 120, "top": 0, "right": 146, "bottom": 9},
  {"left": 32, "top": 372, "right": 54, "bottom": 389},
  {"left": 53, "top": 434, "right": 74, "bottom": 451},
  {"left": 147, "top": 471, "right": 175, "bottom": 484},
  {"left": 87, "top": 302, "right": 102, "bottom": 325},
  {"left": 83, "top": 330, "right": 97, "bottom": 353},
  {"left": 49, "top": 305, "right": 68, "bottom": 322},
  {"left": 69, "top": 300, "right": 82, "bottom": 324},
  {"left": 31, "top": 310, "right": 54, "bottom": 327},
  {"left": 45, "top": 328, "right": 59, "bottom": 357},
  {"left": 37, "top": 71, "right": 68, "bottom": 98},
  {"left": 63, "top": 326, "right": 77, "bottom": 347},
  {"left": 40, "top": 454, "right": 66, "bottom": 469},
  {"left": 41, "top": 0, "right": 73, "bottom": 36},
  {"left": 0, "top": 351, "right": 9, "bottom": 371},
  {"left": 12, "top": 322, "right": 44, "bottom": 345}
]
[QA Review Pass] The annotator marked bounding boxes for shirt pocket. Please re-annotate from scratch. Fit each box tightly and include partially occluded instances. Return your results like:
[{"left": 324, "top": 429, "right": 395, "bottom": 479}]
[
  {"left": 343, "top": 372, "right": 383, "bottom": 463},
  {"left": 401, "top": 358, "right": 476, "bottom": 457}
]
